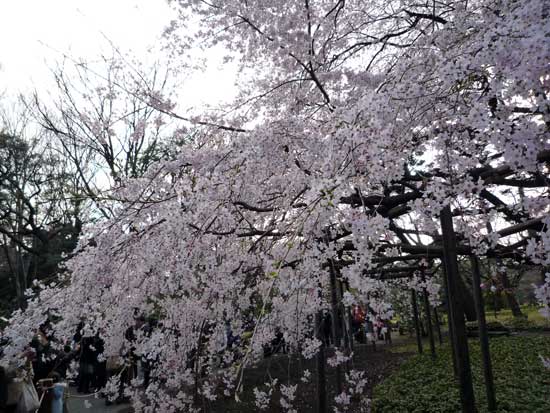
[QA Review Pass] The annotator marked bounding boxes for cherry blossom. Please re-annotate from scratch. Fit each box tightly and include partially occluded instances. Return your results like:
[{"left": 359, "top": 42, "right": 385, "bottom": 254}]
[{"left": 2, "top": 0, "right": 548, "bottom": 411}]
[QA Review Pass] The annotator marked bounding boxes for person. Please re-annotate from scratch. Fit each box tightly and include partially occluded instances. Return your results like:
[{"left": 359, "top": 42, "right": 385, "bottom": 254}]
[
  {"left": 352, "top": 305, "right": 366, "bottom": 343},
  {"left": 322, "top": 310, "right": 332, "bottom": 346},
  {"left": 263, "top": 327, "right": 286, "bottom": 357},
  {"left": 53, "top": 341, "right": 74, "bottom": 380},
  {"left": 15, "top": 350, "right": 40, "bottom": 413},
  {"left": 225, "top": 319, "right": 239, "bottom": 349},
  {"left": 383, "top": 320, "right": 392, "bottom": 344},
  {"left": 47, "top": 372, "right": 68, "bottom": 413},
  {"left": 30, "top": 326, "right": 55, "bottom": 383},
  {"left": 374, "top": 318, "right": 384, "bottom": 340},
  {"left": 115, "top": 319, "right": 141, "bottom": 403},
  {"left": 0, "top": 364, "right": 18, "bottom": 413},
  {"left": 365, "top": 319, "right": 376, "bottom": 350},
  {"left": 72, "top": 321, "right": 84, "bottom": 390},
  {"left": 77, "top": 336, "right": 95, "bottom": 394},
  {"left": 91, "top": 333, "right": 106, "bottom": 391}
]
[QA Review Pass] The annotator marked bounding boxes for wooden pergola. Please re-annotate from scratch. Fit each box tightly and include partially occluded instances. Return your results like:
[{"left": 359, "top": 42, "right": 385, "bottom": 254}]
[{"left": 310, "top": 150, "right": 549, "bottom": 412}]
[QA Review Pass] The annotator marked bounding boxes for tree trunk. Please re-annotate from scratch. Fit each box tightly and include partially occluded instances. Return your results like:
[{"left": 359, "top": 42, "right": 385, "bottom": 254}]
[
  {"left": 2, "top": 242, "right": 25, "bottom": 309},
  {"left": 498, "top": 270, "right": 523, "bottom": 318},
  {"left": 457, "top": 270, "right": 477, "bottom": 321}
]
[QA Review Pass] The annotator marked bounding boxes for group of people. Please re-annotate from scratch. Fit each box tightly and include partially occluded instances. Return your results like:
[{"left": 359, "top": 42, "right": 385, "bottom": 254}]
[
  {"left": 0, "top": 324, "right": 70, "bottom": 413},
  {"left": 0, "top": 307, "right": 395, "bottom": 412},
  {"left": 72, "top": 323, "right": 109, "bottom": 395},
  {"left": 261, "top": 306, "right": 395, "bottom": 360},
  {"left": 351, "top": 305, "right": 393, "bottom": 346},
  {"left": 0, "top": 320, "right": 124, "bottom": 412}
]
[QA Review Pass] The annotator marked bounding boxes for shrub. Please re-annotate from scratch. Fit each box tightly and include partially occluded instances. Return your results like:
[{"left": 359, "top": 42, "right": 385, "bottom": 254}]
[{"left": 373, "top": 336, "right": 550, "bottom": 412}]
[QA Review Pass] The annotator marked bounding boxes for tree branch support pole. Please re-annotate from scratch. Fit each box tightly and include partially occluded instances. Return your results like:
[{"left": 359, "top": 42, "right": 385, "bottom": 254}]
[
  {"left": 440, "top": 205, "right": 476, "bottom": 412},
  {"left": 411, "top": 289, "right": 423, "bottom": 354},
  {"left": 442, "top": 264, "right": 459, "bottom": 376},
  {"left": 433, "top": 307, "right": 443, "bottom": 345},
  {"left": 342, "top": 280, "right": 355, "bottom": 354},
  {"left": 471, "top": 256, "right": 497, "bottom": 411},
  {"left": 337, "top": 279, "right": 353, "bottom": 373},
  {"left": 328, "top": 258, "right": 343, "bottom": 394},
  {"left": 315, "top": 310, "right": 328, "bottom": 413},
  {"left": 422, "top": 287, "right": 436, "bottom": 359}
]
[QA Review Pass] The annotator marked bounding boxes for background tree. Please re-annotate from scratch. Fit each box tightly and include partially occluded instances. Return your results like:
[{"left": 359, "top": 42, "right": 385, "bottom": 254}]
[
  {"left": 31, "top": 55, "right": 179, "bottom": 218},
  {"left": 0, "top": 105, "right": 80, "bottom": 313}
]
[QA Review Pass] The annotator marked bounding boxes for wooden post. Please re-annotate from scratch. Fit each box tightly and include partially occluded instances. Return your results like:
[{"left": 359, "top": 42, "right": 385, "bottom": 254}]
[
  {"left": 328, "top": 259, "right": 343, "bottom": 394},
  {"left": 442, "top": 264, "right": 459, "bottom": 376},
  {"left": 315, "top": 310, "right": 328, "bottom": 413},
  {"left": 440, "top": 206, "right": 476, "bottom": 413},
  {"left": 343, "top": 280, "right": 355, "bottom": 353},
  {"left": 433, "top": 307, "right": 443, "bottom": 345},
  {"left": 471, "top": 256, "right": 497, "bottom": 411},
  {"left": 422, "top": 288, "right": 436, "bottom": 359},
  {"left": 368, "top": 319, "right": 377, "bottom": 352},
  {"left": 411, "top": 289, "right": 423, "bottom": 354},
  {"left": 337, "top": 279, "right": 353, "bottom": 373}
]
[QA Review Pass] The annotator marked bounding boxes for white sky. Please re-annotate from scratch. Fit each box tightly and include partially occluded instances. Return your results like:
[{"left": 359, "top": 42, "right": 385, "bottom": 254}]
[{"left": 0, "top": 0, "right": 237, "bottom": 107}]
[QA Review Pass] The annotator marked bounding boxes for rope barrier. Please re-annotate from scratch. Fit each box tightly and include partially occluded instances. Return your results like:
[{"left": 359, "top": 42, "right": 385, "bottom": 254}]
[
  {"left": 67, "top": 390, "right": 101, "bottom": 398},
  {"left": 34, "top": 390, "right": 45, "bottom": 413}
]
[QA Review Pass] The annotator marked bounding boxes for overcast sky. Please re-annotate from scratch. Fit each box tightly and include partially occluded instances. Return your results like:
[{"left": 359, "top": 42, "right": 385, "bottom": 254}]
[{"left": 0, "top": 0, "right": 236, "bottom": 107}]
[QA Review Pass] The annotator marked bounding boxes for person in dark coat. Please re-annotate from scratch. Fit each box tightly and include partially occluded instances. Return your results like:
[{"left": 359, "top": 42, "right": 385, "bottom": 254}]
[
  {"left": 322, "top": 311, "right": 333, "bottom": 346},
  {"left": 92, "top": 333, "right": 107, "bottom": 391},
  {"left": 31, "top": 325, "right": 56, "bottom": 382},
  {"left": 77, "top": 336, "right": 96, "bottom": 393}
]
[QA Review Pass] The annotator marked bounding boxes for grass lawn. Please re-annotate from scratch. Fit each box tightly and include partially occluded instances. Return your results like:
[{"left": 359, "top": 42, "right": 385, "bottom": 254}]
[{"left": 373, "top": 335, "right": 550, "bottom": 412}]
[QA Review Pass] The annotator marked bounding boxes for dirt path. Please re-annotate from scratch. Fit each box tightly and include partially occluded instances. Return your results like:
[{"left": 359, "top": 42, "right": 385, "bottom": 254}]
[
  {"left": 65, "top": 336, "right": 418, "bottom": 413},
  {"left": 65, "top": 387, "right": 131, "bottom": 413},
  {"left": 207, "top": 339, "right": 415, "bottom": 412}
]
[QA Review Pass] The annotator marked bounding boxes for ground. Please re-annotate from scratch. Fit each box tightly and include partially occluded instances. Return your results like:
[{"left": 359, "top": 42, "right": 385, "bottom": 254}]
[
  {"left": 62, "top": 306, "right": 550, "bottom": 412},
  {"left": 66, "top": 388, "right": 131, "bottom": 413},
  {"left": 207, "top": 335, "right": 415, "bottom": 412},
  {"left": 63, "top": 335, "right": 415, "bottom": 413}
]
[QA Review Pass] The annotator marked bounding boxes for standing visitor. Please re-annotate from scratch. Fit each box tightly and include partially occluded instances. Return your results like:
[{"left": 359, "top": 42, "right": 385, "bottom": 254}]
[
  {"left": 47, "top": 372, "right": 68, "bottom": 413},
  {"left": 0, "top": 364, "right": 18, "bottom": 413},
  {"left": 77, "top": 336, "right": 95, "bottom": 394},
  {"left": 352, "top": 305, "right": 366, "bottom": 343}
]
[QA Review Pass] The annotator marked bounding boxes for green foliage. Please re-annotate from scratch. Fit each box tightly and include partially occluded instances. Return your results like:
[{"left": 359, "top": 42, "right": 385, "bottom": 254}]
[
  {"left": 465, "top": 321, "right": 509, "bottom": 332},
  {"left": 485, "top": 306, "right": 550, "bottom": 332},
  {"left": 465, "top": 321, "right": 511, "bottom": 337},
  {"left": 504, "top": 317, "right": 546, "bottom": 332},
  {"left": 373, "top": 336, "right": 550, "bottom": 412},
  {"left": 387, "top": 341, "right": 426, "bottom": 354}
]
